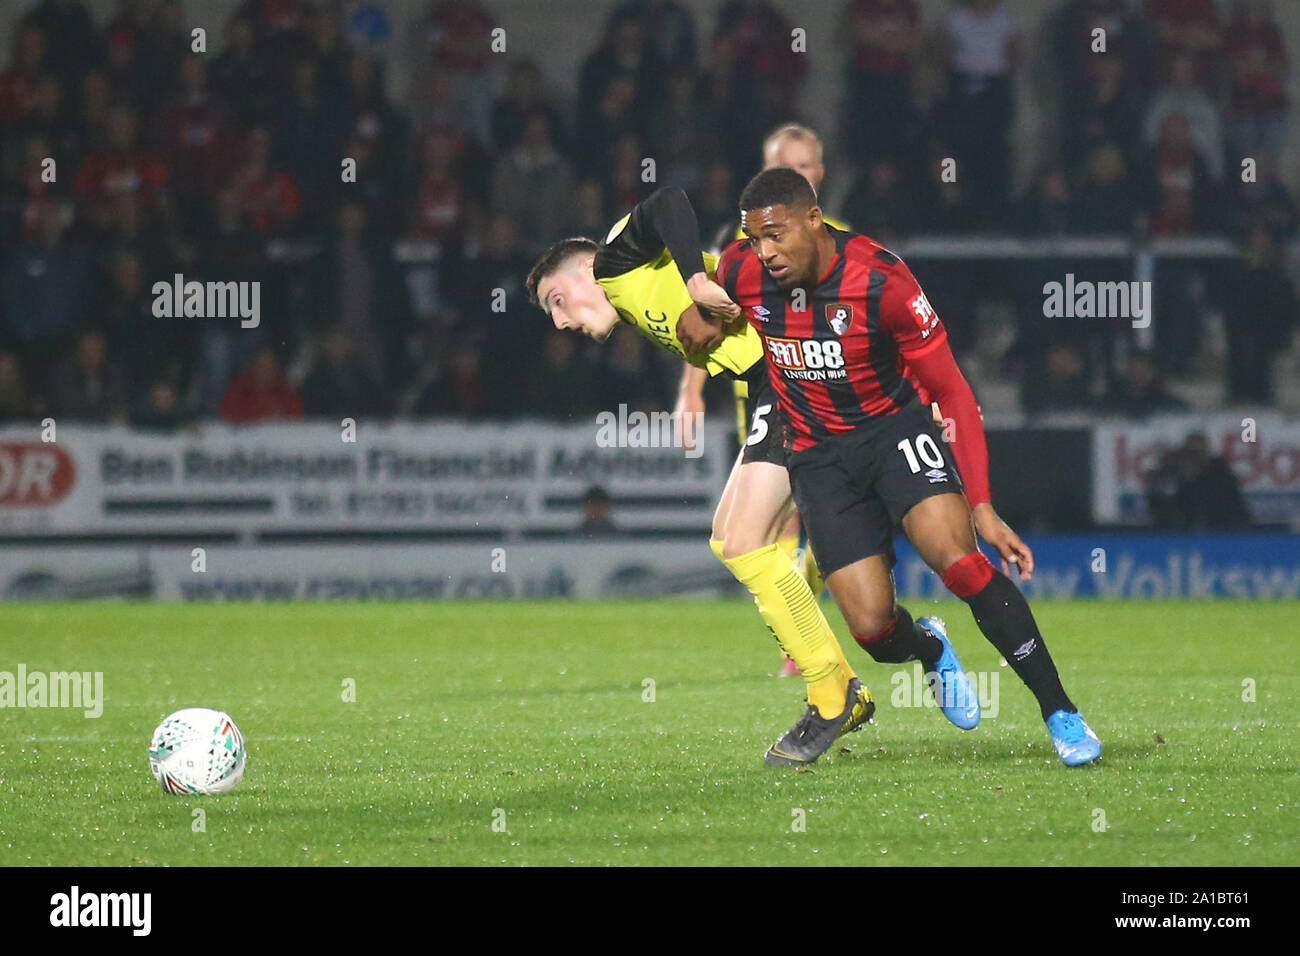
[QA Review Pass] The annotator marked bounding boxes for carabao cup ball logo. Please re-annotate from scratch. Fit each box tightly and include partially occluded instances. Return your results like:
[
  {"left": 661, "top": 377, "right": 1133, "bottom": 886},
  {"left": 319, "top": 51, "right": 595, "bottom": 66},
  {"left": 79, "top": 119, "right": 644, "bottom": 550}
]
[{"left": 149, "top": 708, "right": 247, "bottom": 795}]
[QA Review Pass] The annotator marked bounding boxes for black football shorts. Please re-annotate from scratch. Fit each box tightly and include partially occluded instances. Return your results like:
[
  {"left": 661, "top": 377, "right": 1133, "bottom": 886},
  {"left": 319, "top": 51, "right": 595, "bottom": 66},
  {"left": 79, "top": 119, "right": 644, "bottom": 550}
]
[
  {"left": 786, "top": 400, "right": 964, "bottom": 576},
  {"left": 738, "top": 363, "right": 788, "bottom": 467}
]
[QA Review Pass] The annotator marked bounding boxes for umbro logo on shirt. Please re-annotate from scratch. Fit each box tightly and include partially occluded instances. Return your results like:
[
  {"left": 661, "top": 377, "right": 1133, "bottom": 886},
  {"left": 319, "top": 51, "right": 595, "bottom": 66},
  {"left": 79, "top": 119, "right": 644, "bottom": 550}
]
[
  {"left": 750, "top": 305, "right": 770, "bottom": 321},
  {"left": 1013, "top": 639, "right": 1037, "bottom": 660},
  {"left": 925, "top": 468, "right": 948, "bottom": 483}
]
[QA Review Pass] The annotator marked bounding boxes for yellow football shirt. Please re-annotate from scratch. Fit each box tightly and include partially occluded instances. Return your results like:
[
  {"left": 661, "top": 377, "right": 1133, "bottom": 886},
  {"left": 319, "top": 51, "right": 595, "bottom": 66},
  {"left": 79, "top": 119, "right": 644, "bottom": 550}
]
[{"left": 595, "top": 212, "right": 763, "bottom": 380}]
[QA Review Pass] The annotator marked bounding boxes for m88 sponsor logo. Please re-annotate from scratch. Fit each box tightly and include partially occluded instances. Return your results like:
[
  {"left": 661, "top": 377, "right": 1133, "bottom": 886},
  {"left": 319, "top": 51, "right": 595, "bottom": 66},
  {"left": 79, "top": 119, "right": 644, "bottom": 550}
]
[{"left": 766, "top": 337, "right": 846, "bottom": 381}]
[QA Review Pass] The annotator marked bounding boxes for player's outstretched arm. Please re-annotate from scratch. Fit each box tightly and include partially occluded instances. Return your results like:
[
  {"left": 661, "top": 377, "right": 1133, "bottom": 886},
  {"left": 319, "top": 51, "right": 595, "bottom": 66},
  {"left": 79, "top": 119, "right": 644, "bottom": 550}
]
[
  {"left": 878, "top": 265, "right": 1035, "bottom": 575},
  {"left": 673, "top": 363, "right": 709, "bottom": 452},
  {"left": 632, "top": 187, "right": 740, "bottom": 320},
  {"left": 905, "top": 340, "right": 1034, "bottom": 580}
]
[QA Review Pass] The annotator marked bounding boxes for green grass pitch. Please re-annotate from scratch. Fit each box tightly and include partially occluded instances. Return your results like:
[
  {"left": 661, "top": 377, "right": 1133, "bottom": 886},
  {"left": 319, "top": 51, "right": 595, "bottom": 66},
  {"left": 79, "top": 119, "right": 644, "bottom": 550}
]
[{"left": 1, "top": 600, "right": 1295, "bottom": 866}]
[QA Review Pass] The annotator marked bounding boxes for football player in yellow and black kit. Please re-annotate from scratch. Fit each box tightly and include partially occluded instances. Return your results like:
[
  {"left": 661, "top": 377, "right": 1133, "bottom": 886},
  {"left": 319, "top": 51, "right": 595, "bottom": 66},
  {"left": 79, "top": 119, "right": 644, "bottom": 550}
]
[
  {"left": 678, "top": 123, "right": 849, "bottom": 678},
  {"left": 526, "top": 185, "right": 872, "bottom": 766}
]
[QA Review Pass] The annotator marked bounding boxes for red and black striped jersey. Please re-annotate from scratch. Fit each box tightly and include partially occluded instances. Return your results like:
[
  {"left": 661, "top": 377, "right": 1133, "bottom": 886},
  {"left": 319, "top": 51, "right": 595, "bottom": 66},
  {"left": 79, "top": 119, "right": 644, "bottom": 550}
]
[{"left": 716, "top": 224, "right": 946, "bottom": 453}]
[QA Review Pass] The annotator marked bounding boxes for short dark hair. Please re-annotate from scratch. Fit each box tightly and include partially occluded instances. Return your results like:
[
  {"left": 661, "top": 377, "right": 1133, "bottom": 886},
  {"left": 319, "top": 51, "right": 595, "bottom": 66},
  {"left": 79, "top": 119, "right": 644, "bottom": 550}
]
[
  {"left": 525, "top": 237, "right": 599, "bottom": 307},
  {"left": 738, "top": 167, "right": 818, "bottom": 215}
]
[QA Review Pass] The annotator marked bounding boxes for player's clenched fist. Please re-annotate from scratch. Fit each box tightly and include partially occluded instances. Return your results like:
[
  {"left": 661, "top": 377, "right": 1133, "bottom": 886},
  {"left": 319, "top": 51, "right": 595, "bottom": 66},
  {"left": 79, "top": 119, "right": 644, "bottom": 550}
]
[{"left": 675, "top": 304, "right": 724, "bottom": 353}]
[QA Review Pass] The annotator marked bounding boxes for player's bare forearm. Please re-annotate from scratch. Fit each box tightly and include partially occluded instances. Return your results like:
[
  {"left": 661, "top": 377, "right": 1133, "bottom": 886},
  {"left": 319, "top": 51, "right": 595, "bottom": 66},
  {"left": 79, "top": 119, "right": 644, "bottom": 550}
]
[
  {"left": 678, "top": 362, "right": 709, "bottom": 400},
  {"left": 673, "top": 363, "right": 708, "bottom": 452},
  {"left": 685, "top": 272, "right": 740, "bottom": 321}
]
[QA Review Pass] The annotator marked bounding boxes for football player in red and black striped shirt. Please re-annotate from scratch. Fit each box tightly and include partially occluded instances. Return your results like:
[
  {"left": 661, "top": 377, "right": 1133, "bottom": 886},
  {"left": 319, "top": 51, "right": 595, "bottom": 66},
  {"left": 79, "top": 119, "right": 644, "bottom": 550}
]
[{"left": 715, "top": 168, "right": 1100, "bottom": 766}]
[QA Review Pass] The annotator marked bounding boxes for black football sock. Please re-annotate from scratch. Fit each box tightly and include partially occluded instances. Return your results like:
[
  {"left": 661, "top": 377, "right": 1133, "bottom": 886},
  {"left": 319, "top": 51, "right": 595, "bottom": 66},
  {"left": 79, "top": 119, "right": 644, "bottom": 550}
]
[
  {"left": 853, "top": 604, "right": 943, "bottom": 666},
  {"left": 944, "top": 553, "right": 1076, "bottom": 720}
]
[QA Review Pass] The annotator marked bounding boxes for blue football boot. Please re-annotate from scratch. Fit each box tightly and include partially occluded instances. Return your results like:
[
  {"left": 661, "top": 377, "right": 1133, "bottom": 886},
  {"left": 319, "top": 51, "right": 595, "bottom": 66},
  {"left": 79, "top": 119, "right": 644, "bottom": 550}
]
[
  {"left": 1046, "top": 709, "right": 1102, "bottom": 766},
  {"left": 916, "top": 616, "right": 981, "bottom": 730}
]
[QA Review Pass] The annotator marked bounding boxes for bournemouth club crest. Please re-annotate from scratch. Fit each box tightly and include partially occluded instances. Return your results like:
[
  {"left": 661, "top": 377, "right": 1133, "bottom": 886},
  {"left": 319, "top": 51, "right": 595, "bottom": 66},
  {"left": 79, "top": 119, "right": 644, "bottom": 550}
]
[{"left": 826, "top": 302, "right": 853, "bottom": 336}]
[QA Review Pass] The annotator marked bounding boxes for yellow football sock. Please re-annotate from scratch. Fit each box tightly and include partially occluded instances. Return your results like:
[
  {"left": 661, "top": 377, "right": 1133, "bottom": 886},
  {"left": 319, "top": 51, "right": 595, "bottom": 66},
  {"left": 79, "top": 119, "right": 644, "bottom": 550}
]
[
  {"left": 800, "top": 542, "right": 826, "bottom": 601},
  {"left": 720, "top": 543, "right": 852, "bottom": 718},
  {"left": 773, "top": 535, "right": 803, "bottom": 666},
  {"left": 714, "top": 537, "right": 855, "bottom": 685},
  {"left": 784, "top": 537, "right": 852, "bottom": 681}
]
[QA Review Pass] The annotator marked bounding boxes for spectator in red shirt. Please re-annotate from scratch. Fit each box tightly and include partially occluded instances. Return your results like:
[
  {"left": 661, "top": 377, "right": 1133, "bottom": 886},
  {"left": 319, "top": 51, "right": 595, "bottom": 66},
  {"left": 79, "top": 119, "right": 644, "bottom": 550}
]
[
  {"left": 242, "top": 0, "right": 314, "bottom": 37},
  {"left": 219, "top": 346, "right": 303, "bottom": 423},
  {"left": 412, "top": 126, "right": 468, "bottom": 242},
  {"left": 228, "top": 126, "right": 302, "bottom": 235},
  {"left": 154, "top": 57, "right": 238, "bottom": 227},
  {"left": 1146, "top": 111, "right": 1212, "bottom": 229},
  {"left": 1150, "top": 185, "right": 1196, "bottom": 235},
  {"left": 0, "top": 21, "right": 48, "bottom": 126},
  {"left": 74, "top": 104, "right": 169, "bottom": 221}
]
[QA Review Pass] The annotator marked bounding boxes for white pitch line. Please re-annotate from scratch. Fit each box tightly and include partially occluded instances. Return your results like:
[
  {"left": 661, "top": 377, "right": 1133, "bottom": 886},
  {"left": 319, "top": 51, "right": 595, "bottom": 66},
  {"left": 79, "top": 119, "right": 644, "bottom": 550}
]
[{"left": 9, "top": 734, "right": 305, "bottom": 744}]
